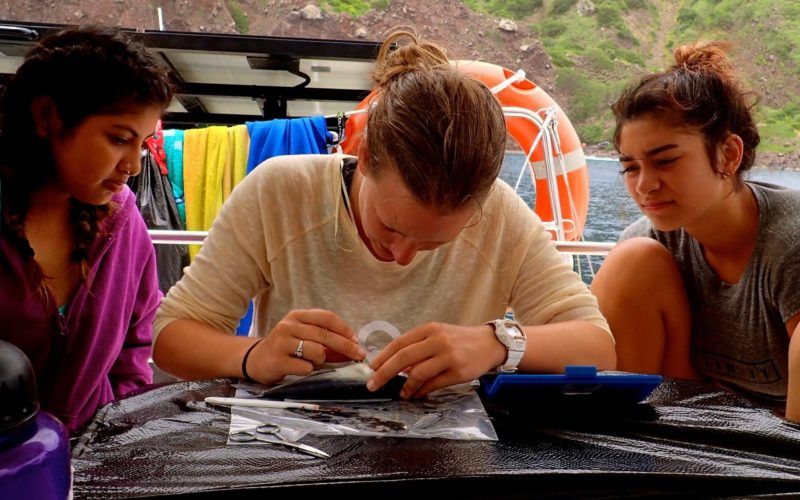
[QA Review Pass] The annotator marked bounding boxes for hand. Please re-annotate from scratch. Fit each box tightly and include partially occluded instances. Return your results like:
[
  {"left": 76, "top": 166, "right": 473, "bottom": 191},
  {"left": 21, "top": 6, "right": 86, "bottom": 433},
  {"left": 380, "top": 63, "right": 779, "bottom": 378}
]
[
  {"left": 246, "top": 309, "right": 365, "bottom": 384},
  {"left": 786, "top": 318, "right": 800, "bottom": 422},
  {"left": 367, "top": 322, "right": 507, "bottom": 398}
]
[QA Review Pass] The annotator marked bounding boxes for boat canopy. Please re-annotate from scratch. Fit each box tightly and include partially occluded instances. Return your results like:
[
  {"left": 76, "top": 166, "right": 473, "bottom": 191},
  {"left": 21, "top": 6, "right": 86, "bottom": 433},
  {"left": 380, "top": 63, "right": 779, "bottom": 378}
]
[{"left": 0, "top": 20, "right": 379, "bottom": 126}]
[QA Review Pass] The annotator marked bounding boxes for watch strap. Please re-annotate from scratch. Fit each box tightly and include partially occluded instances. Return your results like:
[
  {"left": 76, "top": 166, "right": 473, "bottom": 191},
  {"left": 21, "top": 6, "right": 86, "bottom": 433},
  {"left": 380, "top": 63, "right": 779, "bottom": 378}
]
[{"left": 486, "top": 319, "right": 526, "bottom": 373}]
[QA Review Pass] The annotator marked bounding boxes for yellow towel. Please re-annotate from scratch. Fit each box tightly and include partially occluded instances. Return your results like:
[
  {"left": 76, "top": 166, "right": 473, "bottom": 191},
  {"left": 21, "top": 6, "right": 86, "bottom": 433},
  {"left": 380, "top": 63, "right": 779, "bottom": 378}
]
[
  {"left": 183, "top": 128, "right": 206, "bottom": 260},
  {"left": 224, "top": 124, "right": 249, "bottom": 200},
  {"left": 203, "top": 126, "right": 227, "bottom": 230},
  {"left": 183, "top": 126, "right": 229, "bottom": 260}
]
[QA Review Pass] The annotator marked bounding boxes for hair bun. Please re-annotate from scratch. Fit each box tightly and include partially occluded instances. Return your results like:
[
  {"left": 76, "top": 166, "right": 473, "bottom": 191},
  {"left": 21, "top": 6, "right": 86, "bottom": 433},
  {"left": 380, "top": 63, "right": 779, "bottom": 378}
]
[
  {"left": 672, "top": 41, "right": 735, "bottom": 80},
  {"left": 372, "top": 27, "right": 451, "bottom": 88}
]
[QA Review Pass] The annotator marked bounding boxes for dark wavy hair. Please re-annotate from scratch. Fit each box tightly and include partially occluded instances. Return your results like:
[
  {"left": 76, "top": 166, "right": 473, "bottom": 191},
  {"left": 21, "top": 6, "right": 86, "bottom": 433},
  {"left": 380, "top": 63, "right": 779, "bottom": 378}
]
[
  {"left": 0, "top": 26, "right": 173, "bottom": 288},
  {"left": 612, "top": 41, "right": 760, "bottom": 189}
]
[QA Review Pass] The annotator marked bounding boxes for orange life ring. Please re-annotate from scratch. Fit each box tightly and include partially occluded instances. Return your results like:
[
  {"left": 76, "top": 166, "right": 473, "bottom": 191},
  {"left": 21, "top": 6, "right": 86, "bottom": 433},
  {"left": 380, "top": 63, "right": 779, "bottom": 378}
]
[{"left": 341, "top": 60, "right": 589, "bottom": 241}]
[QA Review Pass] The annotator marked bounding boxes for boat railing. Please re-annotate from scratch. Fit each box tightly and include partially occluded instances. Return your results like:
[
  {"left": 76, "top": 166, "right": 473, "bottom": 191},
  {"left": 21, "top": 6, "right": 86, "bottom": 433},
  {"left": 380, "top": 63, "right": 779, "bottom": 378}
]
[{"left": 146, "top": 229, "right": 615, "bottom": 256}]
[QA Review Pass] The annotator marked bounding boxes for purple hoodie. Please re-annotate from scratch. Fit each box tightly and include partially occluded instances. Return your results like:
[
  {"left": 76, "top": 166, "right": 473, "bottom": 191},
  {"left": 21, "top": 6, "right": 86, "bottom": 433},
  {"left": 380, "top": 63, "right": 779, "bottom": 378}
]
[{"left": 0, "top": 187, "right": 160, "bottom": 433}]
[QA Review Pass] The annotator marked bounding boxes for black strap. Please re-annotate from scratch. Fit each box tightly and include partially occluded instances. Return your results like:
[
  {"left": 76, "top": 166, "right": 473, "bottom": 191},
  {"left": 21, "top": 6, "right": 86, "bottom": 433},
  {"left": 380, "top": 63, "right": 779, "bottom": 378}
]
[{"left": 341, "top": 157, "right": 357, "bottom": 213}]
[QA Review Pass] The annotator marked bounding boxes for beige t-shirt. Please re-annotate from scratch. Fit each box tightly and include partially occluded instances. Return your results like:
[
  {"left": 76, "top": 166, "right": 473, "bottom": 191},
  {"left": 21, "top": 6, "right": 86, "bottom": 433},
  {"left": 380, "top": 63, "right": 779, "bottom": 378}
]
[{"left": 153, "top": 154, "right": 609, "bottom": 346}]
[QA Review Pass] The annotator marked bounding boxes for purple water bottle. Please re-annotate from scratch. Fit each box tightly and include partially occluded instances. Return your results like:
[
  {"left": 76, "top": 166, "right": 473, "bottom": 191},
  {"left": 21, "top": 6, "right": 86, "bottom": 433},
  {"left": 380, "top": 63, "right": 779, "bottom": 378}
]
[{"left": 0, "top": 340, "right": 71, "bottom": 499}]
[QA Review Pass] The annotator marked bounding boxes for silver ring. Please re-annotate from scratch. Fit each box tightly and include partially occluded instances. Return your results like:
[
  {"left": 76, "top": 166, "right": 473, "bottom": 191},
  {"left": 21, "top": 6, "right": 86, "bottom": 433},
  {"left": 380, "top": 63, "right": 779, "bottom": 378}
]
[{"left": 293, "top": 339, "right": 304, "bottom": 359}]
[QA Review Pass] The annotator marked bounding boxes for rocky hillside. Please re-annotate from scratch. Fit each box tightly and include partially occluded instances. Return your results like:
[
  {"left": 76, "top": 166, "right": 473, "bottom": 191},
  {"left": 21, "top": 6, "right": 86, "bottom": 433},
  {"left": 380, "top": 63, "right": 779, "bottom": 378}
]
[
  {"left": 0, "top": 0, "right": 558, "bottom": 95},
  {"left": 2, "top": 0, "right": 799, "bottom": 163},
  {"left": 472, "top": 0, "right": 800, "bottom": 155}
]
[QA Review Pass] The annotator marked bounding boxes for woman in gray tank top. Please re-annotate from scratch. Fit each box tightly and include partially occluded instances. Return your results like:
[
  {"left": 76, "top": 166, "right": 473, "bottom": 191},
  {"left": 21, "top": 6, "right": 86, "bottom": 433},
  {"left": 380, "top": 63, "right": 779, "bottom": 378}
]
[{"left": 592, "top": 41, "right": 800, "bottom": 422}]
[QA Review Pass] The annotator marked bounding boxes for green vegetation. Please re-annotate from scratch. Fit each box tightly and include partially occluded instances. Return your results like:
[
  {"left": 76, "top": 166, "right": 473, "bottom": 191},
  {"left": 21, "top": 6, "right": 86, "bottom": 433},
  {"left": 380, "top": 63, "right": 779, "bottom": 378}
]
[
  {"left": 672, "top": 0, "right": 800, "bottom": 67},
  {"left": 758, "top": 102, "right": 800, "bottom": 153},
  {"left": 225, "top": 0, "right": 248, "bottom": 34},
  {"left": 550, "top": 0, "right": 576, "bottom": 16},
  {"left": 464, "top": 0, "right": 543, "bottom": 19},
  {"left": 319, "top": 0, "right": 390, "bottom": 17},
  {"left": 462, "top": 0, "right": 649, "bottom": 143},
  {"left": 670, "top": 0, "right": 800, "bottom": 152},
  {"left": 463, "top": 0, "right": 543, "bottom": 19},
  {"left": 461, "top": 0, "right": 800, "bottom": 152},
  {"left": 557, "top": 67, "right": 627, "bottom": 142},
  {"left": 530, "top": 1, "right": 649, "bottom": 143},
  {"left": 624, "top": 0, "right": 645, "bottom": 8}
]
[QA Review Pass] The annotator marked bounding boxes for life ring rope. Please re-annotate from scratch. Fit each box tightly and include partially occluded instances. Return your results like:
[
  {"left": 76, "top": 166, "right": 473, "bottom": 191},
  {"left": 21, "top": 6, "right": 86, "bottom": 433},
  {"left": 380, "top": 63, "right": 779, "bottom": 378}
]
[
  {"left": 526, "top": 149, "right": 586, "bottom": 178},
  {"left": 502, "top": 103, "right": 583, "bottom": 241},
  {"left": 490, "top": 69, "right": 526, "bottom": 95},
  {"left": 550, "top": 126, "right": 583, "bottom": 242}
]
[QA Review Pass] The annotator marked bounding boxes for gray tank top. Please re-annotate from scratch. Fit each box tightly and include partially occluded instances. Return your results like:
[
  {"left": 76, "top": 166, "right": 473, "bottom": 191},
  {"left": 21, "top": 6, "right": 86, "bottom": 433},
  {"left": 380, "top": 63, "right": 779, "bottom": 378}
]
[{"left": 620, "top": 181, "right": 800, "bottom": 400}]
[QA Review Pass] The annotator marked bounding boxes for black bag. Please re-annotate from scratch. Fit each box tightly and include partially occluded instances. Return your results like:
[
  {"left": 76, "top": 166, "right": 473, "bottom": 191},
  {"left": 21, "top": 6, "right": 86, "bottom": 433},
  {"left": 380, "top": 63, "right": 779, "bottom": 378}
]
[{"left": 127, "top": 150, "right": 189, "bottom": 293}]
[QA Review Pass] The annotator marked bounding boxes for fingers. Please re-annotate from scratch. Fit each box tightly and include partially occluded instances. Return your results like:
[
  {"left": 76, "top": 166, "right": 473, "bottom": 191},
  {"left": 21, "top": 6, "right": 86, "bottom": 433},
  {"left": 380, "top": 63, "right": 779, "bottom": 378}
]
[
  {"left": 398, "top": 358, "right": 448, "bottom": 399},
  {"left": 367, "top": 323, "right": 486, "bottom": 398},
  {"left": 253, "top": 309, "right": 362, "bottom": 383},
  {"left": 287, "top": 337, "right": 326, "bottom": 366},
  {"left": 291, "top": 309, "right": 356, "bottom": 340},
  {"left": 412, "top": 371, "right": 459, "bottom": 398},
  {"left": 293, "top": 322, "right": 365, "bottom": 361},
  {"left": 274, "top": 309, "right": 365, "bottom": 362},
  {"left": 281, "top": 356, "right": 315, "bottom": 377},
  {"left": 367, "top": 333, "right": 438, "bottom": 393},
  {"left": 324, "top": 349, "right": 353, "bottom": 364},
  {"left": 245, "top": 335, "right": 315, "bottom": 383},
  {"left": 369, "top": 326, "right": 428, "bottom": 370}
]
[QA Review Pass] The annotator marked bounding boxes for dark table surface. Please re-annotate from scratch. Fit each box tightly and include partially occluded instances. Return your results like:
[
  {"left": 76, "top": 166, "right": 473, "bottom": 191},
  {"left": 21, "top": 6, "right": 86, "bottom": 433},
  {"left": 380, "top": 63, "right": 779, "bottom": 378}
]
[{"left": 70, "top": 378, "right": 800, "bottom": 499}]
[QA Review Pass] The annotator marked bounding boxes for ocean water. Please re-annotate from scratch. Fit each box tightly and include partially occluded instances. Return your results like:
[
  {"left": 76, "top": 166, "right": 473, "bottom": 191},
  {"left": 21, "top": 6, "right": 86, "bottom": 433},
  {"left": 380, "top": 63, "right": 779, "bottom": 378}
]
[{"left": 500, "top": 152, "right": 800, "bottom": 281}]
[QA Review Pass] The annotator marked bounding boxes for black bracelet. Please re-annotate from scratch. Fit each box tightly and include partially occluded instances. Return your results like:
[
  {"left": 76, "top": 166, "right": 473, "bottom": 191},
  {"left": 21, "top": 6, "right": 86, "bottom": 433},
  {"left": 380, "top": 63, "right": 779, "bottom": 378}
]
[{"left": 241, "top": 339, "right": 263, "bottom": 383}]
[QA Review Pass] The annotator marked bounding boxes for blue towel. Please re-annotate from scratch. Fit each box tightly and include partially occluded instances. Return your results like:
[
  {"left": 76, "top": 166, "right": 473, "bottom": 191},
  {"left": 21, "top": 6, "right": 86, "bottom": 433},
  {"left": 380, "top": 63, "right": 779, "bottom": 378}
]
[
  {"left": 245, "top": 116, "right": 329, "bottom": 174},
  {"left": 163, "top": 129, "right": 186, "bottom": 227},
  {"left": 237, "top": 116, "right": 329, "bottom": 335}
]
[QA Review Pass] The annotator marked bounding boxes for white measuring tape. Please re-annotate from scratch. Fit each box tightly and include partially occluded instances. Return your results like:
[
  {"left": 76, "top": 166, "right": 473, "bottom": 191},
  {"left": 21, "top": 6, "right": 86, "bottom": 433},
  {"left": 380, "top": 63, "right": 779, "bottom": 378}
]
[{"left": 357, "top": 320, "right": 401, "bottom": 363}]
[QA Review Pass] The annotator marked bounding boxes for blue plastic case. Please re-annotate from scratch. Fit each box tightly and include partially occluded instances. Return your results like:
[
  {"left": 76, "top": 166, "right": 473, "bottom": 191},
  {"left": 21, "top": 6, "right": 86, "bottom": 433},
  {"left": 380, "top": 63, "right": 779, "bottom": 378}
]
[{"left": 479, "top": 365, "right": 662, "bottom": 406}]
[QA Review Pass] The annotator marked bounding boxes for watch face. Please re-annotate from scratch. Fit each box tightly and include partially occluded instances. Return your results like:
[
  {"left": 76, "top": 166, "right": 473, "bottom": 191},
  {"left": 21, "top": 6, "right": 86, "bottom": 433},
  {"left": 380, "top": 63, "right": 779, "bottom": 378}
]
[
  {"left": 509, "top": 338, "right": 526, "bottom": 351},
  {"left": 501, "top": 320, "right": 518, "bottom": 330},
  {"left": 501, "top": 321, "right": 524, "bottom": 338}
]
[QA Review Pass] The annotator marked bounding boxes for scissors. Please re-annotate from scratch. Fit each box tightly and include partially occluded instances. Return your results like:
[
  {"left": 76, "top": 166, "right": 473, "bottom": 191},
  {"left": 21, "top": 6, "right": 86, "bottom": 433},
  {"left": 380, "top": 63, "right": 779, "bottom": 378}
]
[{"left": 229, "top": 423, "right": 330, "bottom": 459}]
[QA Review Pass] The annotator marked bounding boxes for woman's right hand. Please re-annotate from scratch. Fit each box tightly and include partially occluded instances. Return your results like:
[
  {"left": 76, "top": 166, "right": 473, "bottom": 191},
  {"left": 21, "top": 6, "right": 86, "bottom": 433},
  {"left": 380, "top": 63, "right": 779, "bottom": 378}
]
[{"left": 244, "top": 309, "right": 365, "bottom": 384}]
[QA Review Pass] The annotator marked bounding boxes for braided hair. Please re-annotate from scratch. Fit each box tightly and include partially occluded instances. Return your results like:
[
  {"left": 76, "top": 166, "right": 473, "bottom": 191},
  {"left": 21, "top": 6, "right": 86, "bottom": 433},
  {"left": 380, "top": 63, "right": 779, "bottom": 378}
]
[{"left": 0, "top": 26, "right": 173, "bottom": 289}]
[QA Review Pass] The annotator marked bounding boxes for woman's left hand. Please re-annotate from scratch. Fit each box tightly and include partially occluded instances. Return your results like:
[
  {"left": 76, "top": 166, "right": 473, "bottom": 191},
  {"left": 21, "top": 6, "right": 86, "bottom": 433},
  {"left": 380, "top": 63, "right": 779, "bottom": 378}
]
[{"left": 367, "top": 322, "right": 507, "bottom": 398}]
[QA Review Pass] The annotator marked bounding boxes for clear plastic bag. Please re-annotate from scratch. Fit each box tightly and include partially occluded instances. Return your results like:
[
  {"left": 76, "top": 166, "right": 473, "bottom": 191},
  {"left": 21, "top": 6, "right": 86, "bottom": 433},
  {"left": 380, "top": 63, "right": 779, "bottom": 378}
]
[{"left": 227, "top": 383, "right": 497, "bottom": 443}]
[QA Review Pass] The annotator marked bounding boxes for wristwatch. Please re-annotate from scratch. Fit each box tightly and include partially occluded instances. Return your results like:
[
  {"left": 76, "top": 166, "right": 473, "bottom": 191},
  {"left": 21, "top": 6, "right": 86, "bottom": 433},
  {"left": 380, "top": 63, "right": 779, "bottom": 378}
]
[{"left": 486, "top": 319, "right": 527, "bottom": 373}]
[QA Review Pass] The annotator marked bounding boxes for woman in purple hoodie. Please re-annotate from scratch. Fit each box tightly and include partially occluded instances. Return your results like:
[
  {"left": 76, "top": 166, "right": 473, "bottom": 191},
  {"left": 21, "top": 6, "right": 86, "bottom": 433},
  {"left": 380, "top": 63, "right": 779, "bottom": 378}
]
[{"left": 0, "top": 27, "right": 173, "bottom": 432}]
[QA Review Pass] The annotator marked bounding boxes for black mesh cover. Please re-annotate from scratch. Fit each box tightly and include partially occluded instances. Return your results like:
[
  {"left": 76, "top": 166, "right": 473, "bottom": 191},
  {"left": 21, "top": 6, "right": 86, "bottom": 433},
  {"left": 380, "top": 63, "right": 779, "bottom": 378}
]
[{"left": 71, "top": 378, "right": 800, "bottom": 498}]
